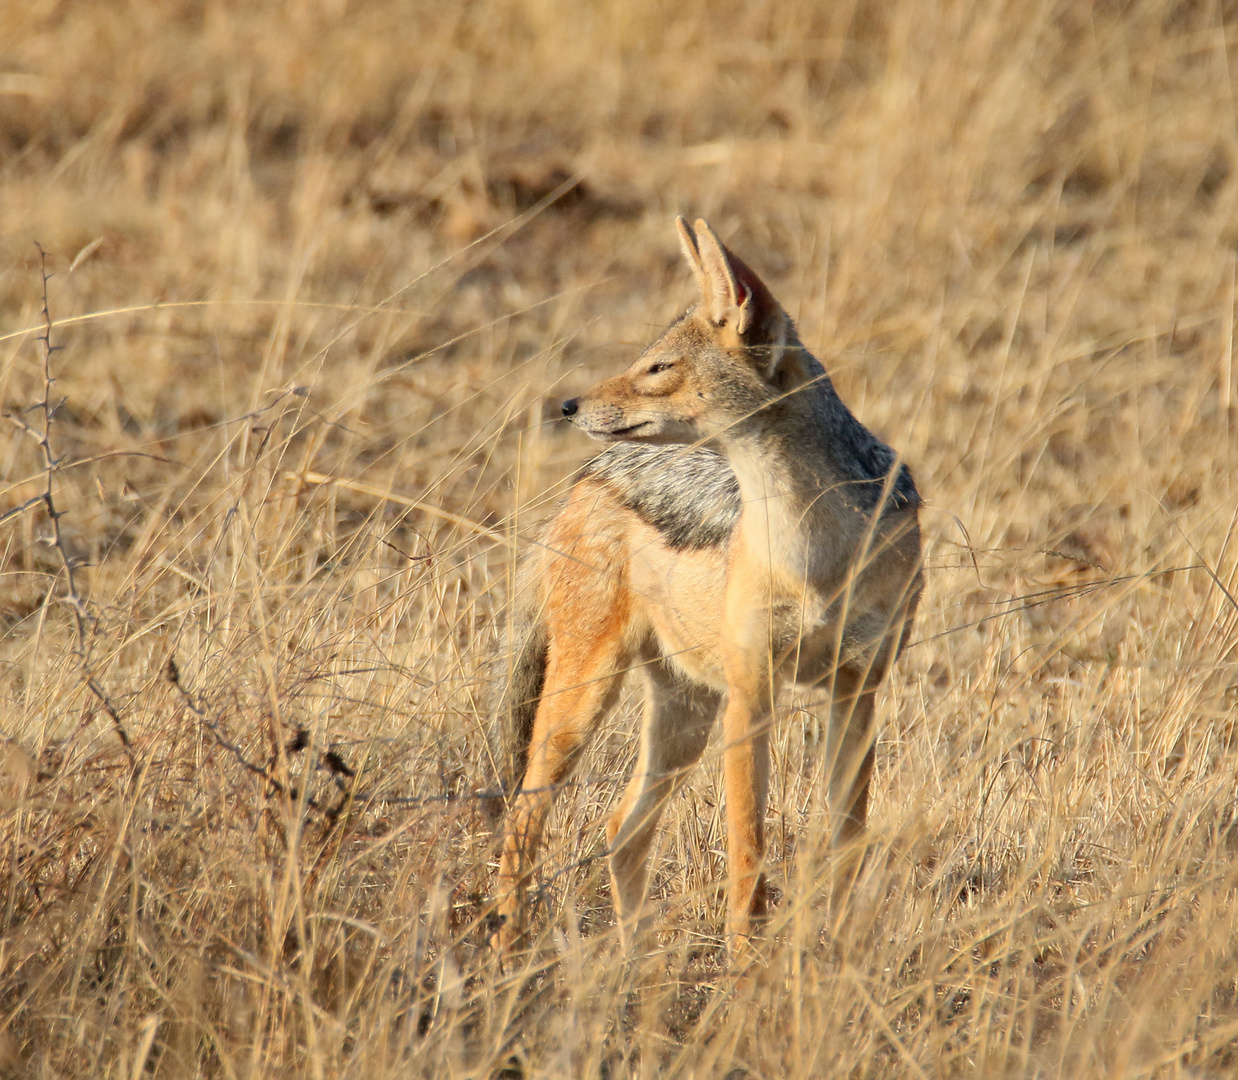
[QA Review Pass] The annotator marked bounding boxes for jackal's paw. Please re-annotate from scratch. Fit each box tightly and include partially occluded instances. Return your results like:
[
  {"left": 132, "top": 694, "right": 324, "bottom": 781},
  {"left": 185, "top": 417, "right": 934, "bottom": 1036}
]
[{"left": 485, "top": 910, "right": 519, "bottom": 956}]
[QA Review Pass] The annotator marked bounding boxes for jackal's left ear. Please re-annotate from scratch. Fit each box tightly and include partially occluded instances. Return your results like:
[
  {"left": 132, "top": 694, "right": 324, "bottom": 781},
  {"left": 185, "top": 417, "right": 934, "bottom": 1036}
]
[
  {"left": 676, "top": 216, "right": 709, "bottom": 300},
  {"left": 690, "top": 219, "right": 774, "bottom": 341}
]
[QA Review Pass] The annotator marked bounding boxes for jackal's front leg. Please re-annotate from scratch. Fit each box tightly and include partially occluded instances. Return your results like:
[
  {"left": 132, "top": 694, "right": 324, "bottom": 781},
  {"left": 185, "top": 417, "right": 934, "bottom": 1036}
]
[{"left": 719, "top": 684, "right": 772, "bottom": 951}]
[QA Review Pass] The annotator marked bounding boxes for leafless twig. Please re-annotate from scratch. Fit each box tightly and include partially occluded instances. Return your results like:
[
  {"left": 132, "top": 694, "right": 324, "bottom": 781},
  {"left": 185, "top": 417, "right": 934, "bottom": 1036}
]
[
  {"left": 6, "top": 245, "right": 133, "bottom": 758},
  {"left": 165, "top": 654, "right": 357, "bottom": 832}
]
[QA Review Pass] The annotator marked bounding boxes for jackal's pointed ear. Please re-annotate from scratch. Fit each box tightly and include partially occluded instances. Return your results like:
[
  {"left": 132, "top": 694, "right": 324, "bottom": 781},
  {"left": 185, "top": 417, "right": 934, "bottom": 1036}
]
[
  {"left": 676, "top": 216, "right": 709, "bottom": 300},
  {"left": 690, "top": 218, "right": 771, "bottom": 339},
  {"left": 689, "top": 219, "right": 794, "bottom": 382}
]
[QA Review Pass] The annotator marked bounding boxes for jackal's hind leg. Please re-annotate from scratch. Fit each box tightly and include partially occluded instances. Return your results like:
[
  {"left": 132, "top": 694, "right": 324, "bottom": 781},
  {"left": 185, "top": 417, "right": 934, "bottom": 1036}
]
[
  {"left": 606, "top": 658, "right": 719, "bottom": 949},
  {"left": 822, "top": 662, "right": 880, "bottom": 920},
  {"left": 826, "top": 673, "right": 877, "bottom": 842}
]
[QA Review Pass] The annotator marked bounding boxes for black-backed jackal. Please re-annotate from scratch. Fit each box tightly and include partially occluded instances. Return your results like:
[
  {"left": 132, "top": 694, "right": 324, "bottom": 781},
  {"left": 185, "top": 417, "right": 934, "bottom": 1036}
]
[{"left": 494, "top": 218, "right": 923, "bottom": 955}]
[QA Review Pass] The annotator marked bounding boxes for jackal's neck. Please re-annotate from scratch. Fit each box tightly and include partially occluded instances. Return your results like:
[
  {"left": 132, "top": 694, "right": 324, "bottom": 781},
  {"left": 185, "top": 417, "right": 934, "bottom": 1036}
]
[
  {"left": 715, "top": 349, "right": 913, "bottom": 543},
  {"left": 719, "top": 414, "right": 848, "bottom": 525}
]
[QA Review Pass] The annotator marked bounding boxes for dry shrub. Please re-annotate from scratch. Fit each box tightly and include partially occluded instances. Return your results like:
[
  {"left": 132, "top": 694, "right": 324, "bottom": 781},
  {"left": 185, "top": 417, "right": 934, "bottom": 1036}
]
[{"left": 2, "top": 0, "right": 1238, "bottom": 1076}]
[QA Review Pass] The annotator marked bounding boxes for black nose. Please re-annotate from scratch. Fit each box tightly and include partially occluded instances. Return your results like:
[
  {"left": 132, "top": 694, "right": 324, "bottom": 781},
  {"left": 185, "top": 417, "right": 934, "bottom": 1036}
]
[{"left": 561, "top": 398, "right": 578, "bottom": 418}]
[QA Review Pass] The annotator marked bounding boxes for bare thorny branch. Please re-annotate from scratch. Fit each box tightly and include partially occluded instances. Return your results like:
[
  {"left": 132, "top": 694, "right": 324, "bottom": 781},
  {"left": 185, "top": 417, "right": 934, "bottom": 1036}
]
[
  {"left": 6, "top": 245, "right": 133, "bottom": 759},
  {"left": 164, "top": 655, "right": 357, "bottom": 835}
]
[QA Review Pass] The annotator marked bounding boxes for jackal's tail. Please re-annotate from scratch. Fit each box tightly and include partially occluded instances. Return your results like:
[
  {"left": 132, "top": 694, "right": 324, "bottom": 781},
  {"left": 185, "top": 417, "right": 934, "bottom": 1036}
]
[{"left": 493, "top": 610, "right": 548, "bottom": 800}]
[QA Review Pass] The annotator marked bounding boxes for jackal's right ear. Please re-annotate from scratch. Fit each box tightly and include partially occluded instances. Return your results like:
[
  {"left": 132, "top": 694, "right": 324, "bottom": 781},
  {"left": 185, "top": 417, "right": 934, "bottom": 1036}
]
[
  {"left": 681, "top": 218, "right": 791, "bottom": 381},
  {"left": 685, "top": 218, "right": 771, "bottom": 340}
]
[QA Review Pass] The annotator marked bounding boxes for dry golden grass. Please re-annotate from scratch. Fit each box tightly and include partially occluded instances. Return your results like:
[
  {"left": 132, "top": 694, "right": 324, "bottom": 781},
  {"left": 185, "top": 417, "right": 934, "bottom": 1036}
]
[{"left": 2, "top": 0, "right": 1238, "bottom": 1075}]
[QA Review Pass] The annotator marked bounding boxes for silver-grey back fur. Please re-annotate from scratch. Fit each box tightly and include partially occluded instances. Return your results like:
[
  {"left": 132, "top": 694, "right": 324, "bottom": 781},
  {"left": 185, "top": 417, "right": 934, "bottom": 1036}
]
[{"left": 786, "top": 349, "right": 921, "bottom": 514}]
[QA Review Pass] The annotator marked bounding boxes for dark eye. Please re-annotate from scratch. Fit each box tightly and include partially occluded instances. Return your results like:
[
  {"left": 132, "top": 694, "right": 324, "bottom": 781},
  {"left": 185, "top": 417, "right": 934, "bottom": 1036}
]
[{"left": 647, "top": 361, "right": 674, "bottom": 375}]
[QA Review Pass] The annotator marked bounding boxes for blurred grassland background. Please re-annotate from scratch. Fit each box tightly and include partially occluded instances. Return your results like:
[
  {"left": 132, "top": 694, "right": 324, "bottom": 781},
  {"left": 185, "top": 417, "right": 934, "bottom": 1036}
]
[{"left": 2, "top": 0, "right": 1238, "bottom": 1076}]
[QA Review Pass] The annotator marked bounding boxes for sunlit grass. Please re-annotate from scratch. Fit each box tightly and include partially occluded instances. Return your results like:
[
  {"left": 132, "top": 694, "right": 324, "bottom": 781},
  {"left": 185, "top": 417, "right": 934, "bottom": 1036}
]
[{"left": 2, "top": 1, "right": 1237, "bottom": 1076}]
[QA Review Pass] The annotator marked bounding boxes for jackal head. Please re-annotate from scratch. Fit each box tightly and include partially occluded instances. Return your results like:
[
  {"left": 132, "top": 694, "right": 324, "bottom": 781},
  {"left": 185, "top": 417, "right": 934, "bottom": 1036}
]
[{"left": 562, "top": 217, "right": 817, "bottom": 445}]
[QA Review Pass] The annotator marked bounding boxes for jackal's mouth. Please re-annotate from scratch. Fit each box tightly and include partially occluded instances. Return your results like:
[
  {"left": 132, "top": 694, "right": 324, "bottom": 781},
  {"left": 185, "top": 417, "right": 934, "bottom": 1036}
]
[{"left": 601, "top": 420, "right": 651, "bottom": 438}]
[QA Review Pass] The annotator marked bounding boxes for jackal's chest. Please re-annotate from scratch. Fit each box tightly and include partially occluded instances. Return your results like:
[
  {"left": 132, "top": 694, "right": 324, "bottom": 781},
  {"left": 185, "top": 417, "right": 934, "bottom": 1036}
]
[
  {"left": 625, "top": 529, "right": 730, "bottom": 689},
  {"left": 755, "top": 590, "right": 839, "bottom": 674},
  {"left": 731, "top": 486, "right": 869, "bottom": 587}
]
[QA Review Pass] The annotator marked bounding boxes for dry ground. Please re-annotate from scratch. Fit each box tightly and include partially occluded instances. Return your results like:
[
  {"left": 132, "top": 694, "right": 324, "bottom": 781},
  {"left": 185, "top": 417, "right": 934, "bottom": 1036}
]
[{"left": 2, "top": 1, "right": 1238, "bottom": 1076}]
